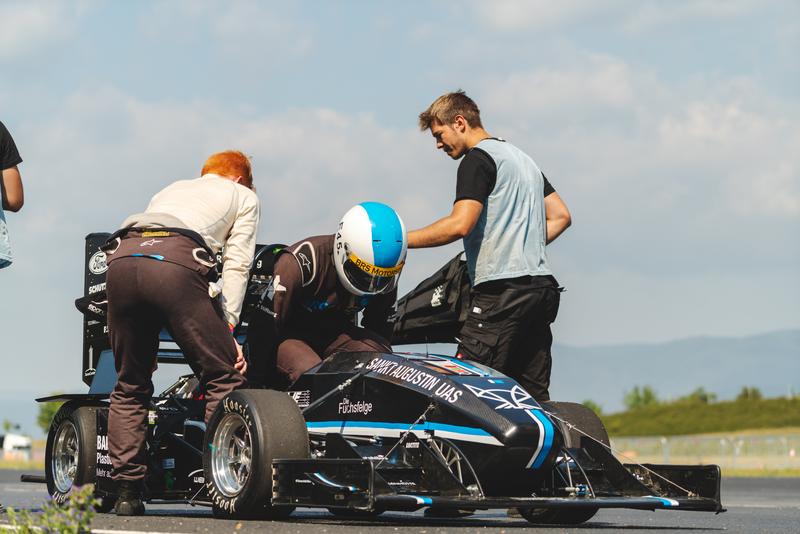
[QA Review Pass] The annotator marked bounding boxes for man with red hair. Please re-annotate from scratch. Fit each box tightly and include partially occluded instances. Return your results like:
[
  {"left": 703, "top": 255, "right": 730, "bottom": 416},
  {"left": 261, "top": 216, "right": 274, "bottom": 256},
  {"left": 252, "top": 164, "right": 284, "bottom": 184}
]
[{"left": 104, "top": 150, "right": 259, "bottom": 515}]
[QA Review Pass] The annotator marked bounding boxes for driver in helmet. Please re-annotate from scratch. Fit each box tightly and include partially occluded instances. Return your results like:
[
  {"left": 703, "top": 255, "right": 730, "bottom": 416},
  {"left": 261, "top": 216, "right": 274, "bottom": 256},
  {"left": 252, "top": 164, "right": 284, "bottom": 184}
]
[{"left": 248, "top": 202, "right": 406, "bottom": 386}]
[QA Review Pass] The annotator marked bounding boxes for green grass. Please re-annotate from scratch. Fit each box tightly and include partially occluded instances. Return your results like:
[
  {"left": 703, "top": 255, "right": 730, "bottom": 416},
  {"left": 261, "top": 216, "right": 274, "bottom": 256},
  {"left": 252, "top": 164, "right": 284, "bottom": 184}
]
[
  {"left": 602, "top": 397, "right": 800, "bottom": 437},
  {"left": 0, "top": 458, "right": 44, "bottom": 470},
  {"left": 723, "top": 468, "right": 800, "bottom": 478}
]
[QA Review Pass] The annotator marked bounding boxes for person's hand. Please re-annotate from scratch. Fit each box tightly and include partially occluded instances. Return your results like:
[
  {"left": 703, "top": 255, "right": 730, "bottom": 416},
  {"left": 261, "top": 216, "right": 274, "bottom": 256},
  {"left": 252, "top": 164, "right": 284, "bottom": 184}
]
[{"left": 233, "top": 339, "right": 248, "bottom": 375}]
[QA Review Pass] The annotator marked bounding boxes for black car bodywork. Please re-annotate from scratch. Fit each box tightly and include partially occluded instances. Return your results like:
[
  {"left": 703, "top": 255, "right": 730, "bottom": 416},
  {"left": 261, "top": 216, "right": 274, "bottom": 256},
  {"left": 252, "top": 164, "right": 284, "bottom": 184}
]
[{"left": 35, "top": 234, "right": 724, "bottom": 523}]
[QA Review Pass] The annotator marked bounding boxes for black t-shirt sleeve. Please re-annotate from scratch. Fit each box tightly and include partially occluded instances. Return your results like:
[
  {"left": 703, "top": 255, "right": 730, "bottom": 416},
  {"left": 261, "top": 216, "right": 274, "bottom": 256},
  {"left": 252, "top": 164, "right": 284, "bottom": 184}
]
[
  {"left": 455, "top": 148, "right": 496, "bottom": 204},
  {"left": 542, "top": 173, "right": 555, "bottom": 197},
  {"left": 0, "top": 121, "right": 22, "bottom": 170}
]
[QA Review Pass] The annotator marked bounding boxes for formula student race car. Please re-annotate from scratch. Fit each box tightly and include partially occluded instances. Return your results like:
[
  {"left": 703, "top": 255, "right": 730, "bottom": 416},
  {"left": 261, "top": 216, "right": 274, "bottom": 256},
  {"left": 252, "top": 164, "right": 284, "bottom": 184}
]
[{"left": 32, "top": 233, "right": 724, "bottom": 523}]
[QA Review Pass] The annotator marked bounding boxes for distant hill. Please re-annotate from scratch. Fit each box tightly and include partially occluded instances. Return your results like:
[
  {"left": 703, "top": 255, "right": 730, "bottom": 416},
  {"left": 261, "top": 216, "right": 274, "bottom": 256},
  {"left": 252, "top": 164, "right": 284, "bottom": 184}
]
[
  {"left": 2, "top": 330, "right": 798, "bottom": 438},
  {"left": 549, "top": 329, "right": 800, "bottom": 413}
]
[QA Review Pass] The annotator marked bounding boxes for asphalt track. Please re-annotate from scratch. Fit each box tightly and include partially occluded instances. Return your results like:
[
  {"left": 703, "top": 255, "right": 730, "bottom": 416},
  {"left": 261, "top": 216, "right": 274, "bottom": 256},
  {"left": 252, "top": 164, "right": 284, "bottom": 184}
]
[{"left": 1, "top": 470, "right": 798, "bottom": 533}]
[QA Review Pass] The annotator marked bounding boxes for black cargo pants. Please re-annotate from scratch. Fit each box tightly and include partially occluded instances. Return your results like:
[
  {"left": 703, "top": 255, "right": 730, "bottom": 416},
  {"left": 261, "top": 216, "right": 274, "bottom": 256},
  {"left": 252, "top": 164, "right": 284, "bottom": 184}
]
[
  {"left": 456, "top": 275, "right": 561, "bottom": 402},
  {"left": 106, "top": 237, "right": 246, "bottom": 482}
]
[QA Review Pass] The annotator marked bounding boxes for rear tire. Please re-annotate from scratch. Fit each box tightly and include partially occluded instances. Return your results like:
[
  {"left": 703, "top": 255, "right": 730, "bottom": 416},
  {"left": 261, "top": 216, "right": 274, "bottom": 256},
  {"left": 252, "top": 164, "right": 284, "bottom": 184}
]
[
  {"left": 204, "top": 390, "right": 309, "bottom": 519},
  {"left": 543, "top": 401, "right": 610, "bottom": 449},
  {"left": 45, "top": 403, "right": 99, "bottom": 505},
  {"left": 520, "top": 401, "right": 609, "bottom": 525}
]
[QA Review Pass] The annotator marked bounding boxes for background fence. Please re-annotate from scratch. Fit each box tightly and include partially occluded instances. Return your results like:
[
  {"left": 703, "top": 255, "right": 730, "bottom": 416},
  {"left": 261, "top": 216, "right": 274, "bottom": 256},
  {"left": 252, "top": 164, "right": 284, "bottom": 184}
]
[{"left": 610, "top": 432, "right": 800, "bottom": 470}]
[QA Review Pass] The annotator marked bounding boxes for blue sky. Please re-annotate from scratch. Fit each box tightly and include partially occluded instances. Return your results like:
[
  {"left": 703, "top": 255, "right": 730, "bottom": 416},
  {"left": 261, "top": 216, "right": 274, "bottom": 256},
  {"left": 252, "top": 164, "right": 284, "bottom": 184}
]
[{"left": 1, "top": 0, "right": 798, "bottom": 431}]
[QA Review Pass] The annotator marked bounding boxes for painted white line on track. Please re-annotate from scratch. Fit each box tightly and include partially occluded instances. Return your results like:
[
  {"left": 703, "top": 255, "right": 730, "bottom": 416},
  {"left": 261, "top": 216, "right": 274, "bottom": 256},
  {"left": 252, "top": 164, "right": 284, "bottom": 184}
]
[
  {"left": 2, "top": 529, "right": 192, "bottom": 534},
  {"left": 733, "top": 503, "right": 800, "bottom": 509}
]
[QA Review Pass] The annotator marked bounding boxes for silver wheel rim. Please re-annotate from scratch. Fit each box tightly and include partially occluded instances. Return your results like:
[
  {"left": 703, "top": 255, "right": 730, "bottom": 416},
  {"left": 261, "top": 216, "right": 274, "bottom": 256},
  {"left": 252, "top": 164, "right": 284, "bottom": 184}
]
[
  {"left": 211, "top": 412, "right": 252, "bottom": 498},
  {"left": 52, "top": 420, "right": 79, "bottom": 494}
]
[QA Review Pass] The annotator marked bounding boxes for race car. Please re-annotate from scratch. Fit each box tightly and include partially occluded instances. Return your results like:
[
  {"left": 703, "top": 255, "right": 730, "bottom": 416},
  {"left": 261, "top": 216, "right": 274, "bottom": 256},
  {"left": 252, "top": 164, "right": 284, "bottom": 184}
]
[{"left": 35, "top": 233, "right": 724, "bottom": 523}]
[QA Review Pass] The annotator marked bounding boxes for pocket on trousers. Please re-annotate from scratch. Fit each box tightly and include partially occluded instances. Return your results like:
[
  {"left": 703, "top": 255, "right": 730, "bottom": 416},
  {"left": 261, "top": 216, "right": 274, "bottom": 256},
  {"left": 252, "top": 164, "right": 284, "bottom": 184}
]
[
  {"left": 457, "top": 320, "right": 500, "bottom": 363},
  {"left": 545, "top": 287, "right": 561, "bottom": 324}
]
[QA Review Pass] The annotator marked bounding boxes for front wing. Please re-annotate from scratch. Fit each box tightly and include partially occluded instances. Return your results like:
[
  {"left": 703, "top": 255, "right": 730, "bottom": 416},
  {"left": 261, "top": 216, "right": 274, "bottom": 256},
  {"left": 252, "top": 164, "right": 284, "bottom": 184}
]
[{"left": 272, "top": 458, "right": 723, "bottom": 514}]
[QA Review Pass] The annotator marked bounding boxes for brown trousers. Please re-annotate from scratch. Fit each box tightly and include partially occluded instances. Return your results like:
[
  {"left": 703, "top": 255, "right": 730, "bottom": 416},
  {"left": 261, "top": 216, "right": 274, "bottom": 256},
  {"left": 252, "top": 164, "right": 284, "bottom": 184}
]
[
  {"left": 277, "top": 324, "right": 391, "bottom": 384},
  {"left": 107, "top": 251, "right": 246, "bottom": 481}
]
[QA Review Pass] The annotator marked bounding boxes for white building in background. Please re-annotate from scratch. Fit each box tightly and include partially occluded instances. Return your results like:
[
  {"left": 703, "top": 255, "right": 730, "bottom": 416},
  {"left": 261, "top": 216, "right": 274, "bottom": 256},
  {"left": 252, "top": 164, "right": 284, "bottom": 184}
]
[{"left": 0, "top": 433, "right": 32, "bottom": 461}]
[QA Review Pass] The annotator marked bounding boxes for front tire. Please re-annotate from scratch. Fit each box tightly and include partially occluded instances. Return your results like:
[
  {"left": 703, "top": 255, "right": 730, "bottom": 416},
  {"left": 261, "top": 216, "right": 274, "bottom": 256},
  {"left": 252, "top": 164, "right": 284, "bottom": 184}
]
[
  {"left": 45, "top": 403, "right": 99, "bottom": 505},
  {"left": 520, "top": 401, "right": 609, "bottom": 525},
  {"left": 204, "top": 390, "right": 309, "bottom": 519}
]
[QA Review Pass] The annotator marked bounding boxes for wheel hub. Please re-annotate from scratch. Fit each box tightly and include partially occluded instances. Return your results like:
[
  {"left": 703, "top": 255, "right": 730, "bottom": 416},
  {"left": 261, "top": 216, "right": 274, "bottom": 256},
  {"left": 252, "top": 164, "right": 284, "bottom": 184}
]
[
  {"left": 211, "top": 413, "right": 253, "bottom": 497},
  {"left": 52, "top": 420, "right": 79, "bottom": 494}
]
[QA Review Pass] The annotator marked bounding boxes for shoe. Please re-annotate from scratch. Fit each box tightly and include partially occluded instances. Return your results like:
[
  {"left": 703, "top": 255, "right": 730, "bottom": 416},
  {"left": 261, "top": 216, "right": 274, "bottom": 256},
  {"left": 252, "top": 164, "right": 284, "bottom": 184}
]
[
  {"left": 424, "top": 507, "right": 474, "bottom": 518},
  {"left": 114, "top": 480, "right": 145, "bottom": 516}
]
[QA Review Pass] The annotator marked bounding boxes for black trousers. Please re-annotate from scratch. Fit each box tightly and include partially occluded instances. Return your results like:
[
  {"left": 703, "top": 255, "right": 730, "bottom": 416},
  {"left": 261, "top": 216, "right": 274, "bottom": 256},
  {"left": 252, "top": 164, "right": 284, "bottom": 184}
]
[
  {"left": 106, "top": 251, "right": 246, "bottom": 481},
  {"left": 456, "top": 276, "right": 560, "bottom": 402}
]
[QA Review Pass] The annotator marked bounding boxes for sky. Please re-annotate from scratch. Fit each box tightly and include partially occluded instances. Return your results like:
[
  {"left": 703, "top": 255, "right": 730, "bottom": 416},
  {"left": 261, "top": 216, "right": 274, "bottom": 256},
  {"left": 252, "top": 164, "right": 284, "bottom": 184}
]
[{"left": 0, "top": 0, "right": 798, "bottom": 430}]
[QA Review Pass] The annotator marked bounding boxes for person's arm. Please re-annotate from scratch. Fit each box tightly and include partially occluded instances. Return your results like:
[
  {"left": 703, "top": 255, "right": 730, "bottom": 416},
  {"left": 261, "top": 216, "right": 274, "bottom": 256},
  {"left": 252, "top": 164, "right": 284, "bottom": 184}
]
[
  {"left": 544, "top": 191, "right": 571, "bottom": 244},
  {"left": 362, "top": 287, "right": 397, "bottom": 340},
  {"left": 270, "top": 253, "right": 303, "bottom": 336},
  {"left": 407, "top": 199, "right": 483, "bottom": 248},
  {"left": 1, "top": 166, "right": 23, "bottom": 212},
  {"left": 220, "top": 191, "right": 260, "bottom": 326}
]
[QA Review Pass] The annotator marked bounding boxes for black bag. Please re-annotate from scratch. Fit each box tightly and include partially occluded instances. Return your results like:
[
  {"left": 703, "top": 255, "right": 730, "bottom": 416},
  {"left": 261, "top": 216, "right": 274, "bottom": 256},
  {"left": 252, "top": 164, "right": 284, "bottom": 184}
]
[{"left": 391, "top": 251, "right": 470, "bottom": 345}]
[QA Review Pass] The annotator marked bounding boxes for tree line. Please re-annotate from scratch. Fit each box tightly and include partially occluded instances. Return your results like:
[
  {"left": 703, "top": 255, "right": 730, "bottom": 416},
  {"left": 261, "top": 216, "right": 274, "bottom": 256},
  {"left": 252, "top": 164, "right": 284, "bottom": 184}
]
[{"left": 583, "top": 385, "right": 772, "bottom": 416}]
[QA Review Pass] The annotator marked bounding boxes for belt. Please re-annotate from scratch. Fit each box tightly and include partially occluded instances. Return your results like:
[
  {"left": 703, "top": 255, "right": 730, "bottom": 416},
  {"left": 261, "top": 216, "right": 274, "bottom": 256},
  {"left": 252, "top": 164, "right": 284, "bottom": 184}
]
[{"left": 102, "top": 228, "right": 218, "bottom": 281}]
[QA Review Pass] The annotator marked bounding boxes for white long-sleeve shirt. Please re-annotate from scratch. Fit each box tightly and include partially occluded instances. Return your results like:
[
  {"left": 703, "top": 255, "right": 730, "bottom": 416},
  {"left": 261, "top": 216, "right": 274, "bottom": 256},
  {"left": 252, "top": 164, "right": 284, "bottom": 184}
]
[{"left": 121, "top": 174, "right": 260, "bottom": 325}]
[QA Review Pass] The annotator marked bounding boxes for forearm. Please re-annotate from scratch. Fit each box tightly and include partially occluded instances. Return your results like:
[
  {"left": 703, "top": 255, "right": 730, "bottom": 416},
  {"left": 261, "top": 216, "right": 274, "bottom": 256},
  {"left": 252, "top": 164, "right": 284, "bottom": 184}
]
[
  {"left": 408, "top": 216, "right": 465, "bottom": 248},
  {"left": 544, "top": 192, "right": 571, "bottom": 244},
  {"left": 408, "top": 199, "right": 483, "bottom": 249},
  {"left": 220, "top": 265, "right": 248, "bottom": 326},
  {"left": 1, "top": 167, "right": 23, "bottom": 212},
  {"left": 546, "top": 216, "right": 571, "bottom": 244},
  {"left": 220, "top": 196, "right": 260, "bottom": 325}
]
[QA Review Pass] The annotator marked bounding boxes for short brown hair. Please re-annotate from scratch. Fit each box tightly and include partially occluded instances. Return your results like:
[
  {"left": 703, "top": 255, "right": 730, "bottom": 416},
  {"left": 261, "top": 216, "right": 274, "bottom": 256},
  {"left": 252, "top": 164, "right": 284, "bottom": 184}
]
[
  {"left": 418, "top": 90, "right": 483, "bottom": 130},
  {"left": 201, "top": 150, "right": 253, "bottom": 189}
]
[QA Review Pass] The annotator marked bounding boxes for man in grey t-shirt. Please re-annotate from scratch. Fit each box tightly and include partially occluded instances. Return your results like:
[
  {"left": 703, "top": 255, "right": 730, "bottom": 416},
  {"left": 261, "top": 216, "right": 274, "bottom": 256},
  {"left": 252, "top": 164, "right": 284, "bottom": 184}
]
[{"left": 407, "top": 91, "right": 572, "bottom": 402}]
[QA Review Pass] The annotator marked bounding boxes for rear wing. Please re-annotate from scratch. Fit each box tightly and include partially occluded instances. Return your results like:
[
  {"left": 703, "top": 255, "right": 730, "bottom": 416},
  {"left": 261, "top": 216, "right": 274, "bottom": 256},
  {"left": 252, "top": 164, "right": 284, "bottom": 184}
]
[
  {"left": 77, "top": 233, "right": 284, "bottom": 389},
  {"left": 80, "top": 233, "right": 112, "bottom": 387}
]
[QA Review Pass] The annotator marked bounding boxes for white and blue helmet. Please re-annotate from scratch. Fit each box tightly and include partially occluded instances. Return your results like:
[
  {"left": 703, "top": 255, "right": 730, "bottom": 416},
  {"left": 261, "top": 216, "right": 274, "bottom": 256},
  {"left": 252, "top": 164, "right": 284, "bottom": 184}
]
[{"left": 334, "top": 202, "right": 407, "bottom": 296}]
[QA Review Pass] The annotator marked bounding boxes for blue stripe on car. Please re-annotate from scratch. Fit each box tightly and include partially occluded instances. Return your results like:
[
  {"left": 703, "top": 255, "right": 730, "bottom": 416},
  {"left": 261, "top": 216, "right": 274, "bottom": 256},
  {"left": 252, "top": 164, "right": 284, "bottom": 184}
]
[
  {"left": 360, "top": 201, "right": 403, "bottom": 267},
  {"left": 645, "top": 496, "right": 679, "bottom": 507},
  {"left": 312, "top": 472, "right": 358, "bottom": 492},
  {"left": 530, "top": 409, "right": 554, "bottom": 469},
  {"left": 306, "top": 420, "right": 492, "bottom": 437}
]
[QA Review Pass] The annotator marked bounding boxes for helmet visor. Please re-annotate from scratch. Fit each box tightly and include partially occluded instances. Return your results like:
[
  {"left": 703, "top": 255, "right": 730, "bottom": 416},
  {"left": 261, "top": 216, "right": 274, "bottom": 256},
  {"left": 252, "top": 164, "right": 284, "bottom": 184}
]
[{"left": 342, "top": 252, "right": 403, "bottom": 295}]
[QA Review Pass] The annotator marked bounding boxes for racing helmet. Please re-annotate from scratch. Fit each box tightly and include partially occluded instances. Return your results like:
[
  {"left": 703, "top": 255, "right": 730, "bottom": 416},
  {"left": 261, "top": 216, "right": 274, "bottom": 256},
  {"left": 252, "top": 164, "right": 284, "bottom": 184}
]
[{"left": 334, "top": 202, "right": 407, "bottom": 296}]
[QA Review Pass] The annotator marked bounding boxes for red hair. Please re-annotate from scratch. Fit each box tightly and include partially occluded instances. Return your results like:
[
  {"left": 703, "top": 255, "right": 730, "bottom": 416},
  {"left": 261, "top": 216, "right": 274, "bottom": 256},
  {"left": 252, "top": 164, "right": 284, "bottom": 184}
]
[{"left": 201, "top": 150, "right": 253, "bottom": 189}]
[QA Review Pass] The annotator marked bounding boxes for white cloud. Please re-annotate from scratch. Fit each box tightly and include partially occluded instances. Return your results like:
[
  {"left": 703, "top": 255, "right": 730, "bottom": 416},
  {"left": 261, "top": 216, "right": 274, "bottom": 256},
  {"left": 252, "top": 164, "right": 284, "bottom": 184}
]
[
  {"left": 142, "top": 0, "right": 313, "bottom": 63},
  {"left": 469, "top": 0, "right": 765, "bottom": 32},
  {"left": 17, "top": 84, "right": 454, "bottom": 274},
  {"left": 482, "top": 54, "right": 642, "bottom": 122},
  {"left": 479, "top": 54, "right": 800, "bottom": 227},
  {"left": 469, "top": 0, "right": 621, "bottom": 32},
  {"left": 0, "top": 1, "right": 72, "bottom": 60},
  {"left": 623, "top": 0, "right": 763, "bottom": 32}
]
